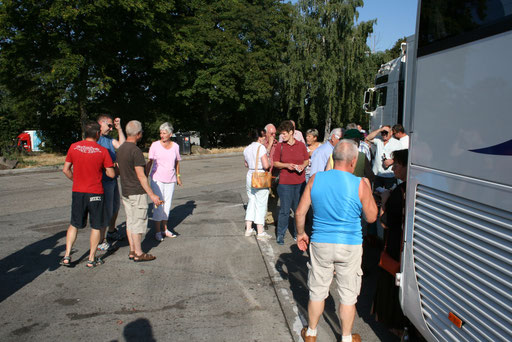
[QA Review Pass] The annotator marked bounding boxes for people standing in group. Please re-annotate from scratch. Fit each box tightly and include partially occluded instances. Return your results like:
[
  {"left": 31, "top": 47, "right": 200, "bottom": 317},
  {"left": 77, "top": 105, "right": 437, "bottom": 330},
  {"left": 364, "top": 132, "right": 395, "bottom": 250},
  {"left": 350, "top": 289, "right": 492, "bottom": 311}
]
[
  {"left": 279, "top": 120, "right": 305, "bottom": 144},
  {"left": 96, "top": 114, "right": 125, "bottom": 252},
  {"left": 273, "top": 120, "right": 309, "bottom": 245},
  {"left": 365, "top": 125, "right": 402, "bottom": 189},
  {"left": 147, "top": 122, "right": 182, "bottom": 242},
  {"left": 295, "top": 140, "right": 378, "bottom": 342},
  {"left": 60, "top": 121, "right": 115, "bottom": 268},
  {"left": 309, "top": 128, "right": 342, "bottom": 177},
  {"left": 117, "top": 120, "right": 163, "bottom": 262},
  {"left": 305, "top": 128, "right": 321, "bottom": 183},
  {"left": 372, "top": 149, "right": 409, "bottom": 337},
  {"left": 243, "top": 129, "right": 272, "bottom": 241}
]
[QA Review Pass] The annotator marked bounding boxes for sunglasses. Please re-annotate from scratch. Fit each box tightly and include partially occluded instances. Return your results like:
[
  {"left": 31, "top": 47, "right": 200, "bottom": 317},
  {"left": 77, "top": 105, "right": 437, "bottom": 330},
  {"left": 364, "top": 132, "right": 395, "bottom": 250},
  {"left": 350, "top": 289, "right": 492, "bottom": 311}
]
[{"left": 381, "top": 131, "right": 389, "bottom": 136}]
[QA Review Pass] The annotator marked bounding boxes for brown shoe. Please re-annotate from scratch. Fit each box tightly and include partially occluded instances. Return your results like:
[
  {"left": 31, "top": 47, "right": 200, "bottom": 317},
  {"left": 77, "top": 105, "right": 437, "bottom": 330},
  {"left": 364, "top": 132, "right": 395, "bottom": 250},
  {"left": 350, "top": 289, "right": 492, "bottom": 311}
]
[
  {"left": 351, "top": 333, "right": 362, "bottom": 342},
  {"left": 133, "top": 253, "right": 156, "bottom": 262},
  {"left": 301, "top": 327, "right": 316, "bottom": 342}
]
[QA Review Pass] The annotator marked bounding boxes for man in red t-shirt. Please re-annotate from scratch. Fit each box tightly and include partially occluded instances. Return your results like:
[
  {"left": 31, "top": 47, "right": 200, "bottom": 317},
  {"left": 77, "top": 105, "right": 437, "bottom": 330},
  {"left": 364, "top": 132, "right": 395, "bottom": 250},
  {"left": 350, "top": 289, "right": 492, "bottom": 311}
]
[
  {"left": 60, "top": 121, "right": 115, "bottom": 268},
  {"left": 273, "top": 120, "right": 309, "bottom": 245}
]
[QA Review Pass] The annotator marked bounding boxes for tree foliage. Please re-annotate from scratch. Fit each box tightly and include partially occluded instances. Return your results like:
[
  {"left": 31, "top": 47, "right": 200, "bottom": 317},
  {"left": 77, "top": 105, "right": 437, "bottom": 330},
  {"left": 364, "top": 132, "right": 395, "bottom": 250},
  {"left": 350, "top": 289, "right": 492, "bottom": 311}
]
[{"left": 0, "top": 0, "right": 393, "bottom": 150}]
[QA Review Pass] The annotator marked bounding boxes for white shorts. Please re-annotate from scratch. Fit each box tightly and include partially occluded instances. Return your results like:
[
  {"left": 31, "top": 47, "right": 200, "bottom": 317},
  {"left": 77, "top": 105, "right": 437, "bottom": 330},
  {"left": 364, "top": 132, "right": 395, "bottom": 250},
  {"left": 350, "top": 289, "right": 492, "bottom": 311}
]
[{"left": 150, "top": 179, "right": 176, "bottom": 221}]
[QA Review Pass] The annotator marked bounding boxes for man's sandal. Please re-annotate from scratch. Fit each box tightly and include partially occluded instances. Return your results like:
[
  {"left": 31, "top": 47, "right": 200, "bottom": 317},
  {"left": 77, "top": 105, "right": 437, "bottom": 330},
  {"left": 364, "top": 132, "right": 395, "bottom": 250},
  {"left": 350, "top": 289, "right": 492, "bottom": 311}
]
[
  {"left": 128, "top": 251, "right": 135, "bottom": 260},
  {"left": 133, "top": 253, "right": 156, "bottom": 262},
  {"left": 85, "top": 257, "right": 104, "bottom": 268},
  {"left": 60, "top": 256, "right": 72, "bottom": 267}
]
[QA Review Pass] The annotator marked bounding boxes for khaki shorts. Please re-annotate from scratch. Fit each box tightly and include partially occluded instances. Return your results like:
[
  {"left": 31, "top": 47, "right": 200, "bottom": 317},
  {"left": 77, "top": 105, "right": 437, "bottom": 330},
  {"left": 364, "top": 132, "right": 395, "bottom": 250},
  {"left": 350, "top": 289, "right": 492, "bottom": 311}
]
[
  {"left": 308, "top": 242, "right": 363, "bottom": 305},
  {"left": 122, "top": 194, "right": 148, "bottom": 234}
]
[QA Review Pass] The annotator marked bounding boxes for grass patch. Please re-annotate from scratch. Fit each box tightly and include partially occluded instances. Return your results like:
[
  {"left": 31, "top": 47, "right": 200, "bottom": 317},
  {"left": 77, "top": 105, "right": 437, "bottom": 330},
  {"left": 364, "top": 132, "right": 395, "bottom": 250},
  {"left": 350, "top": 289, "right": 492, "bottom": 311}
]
[
  {"left": 13, "top": 147, "right": 244, "bottom": 169},
  {"left": 17, "top": 153, "right": 66, "bottom": 169}
]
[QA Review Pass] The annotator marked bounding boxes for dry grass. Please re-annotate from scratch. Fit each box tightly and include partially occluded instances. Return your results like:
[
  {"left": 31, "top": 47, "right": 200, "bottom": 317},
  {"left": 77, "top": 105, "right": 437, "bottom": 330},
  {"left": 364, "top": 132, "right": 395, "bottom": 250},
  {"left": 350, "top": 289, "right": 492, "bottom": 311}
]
[
  {"left": 18, "top": 153, "right": 66, "bottom": 168},
  {"left": 207, "top": 146, "right": 244, "bottom": 154},
  {"left": 15, "top": 147, "right": 244, "bottom": 169}
]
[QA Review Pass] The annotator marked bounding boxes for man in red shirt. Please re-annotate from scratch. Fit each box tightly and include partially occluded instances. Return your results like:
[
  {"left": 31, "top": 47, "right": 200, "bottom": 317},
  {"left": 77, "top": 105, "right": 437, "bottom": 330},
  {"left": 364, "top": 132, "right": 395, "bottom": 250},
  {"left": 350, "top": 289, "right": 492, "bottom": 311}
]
[
  {"left": 273, "top": 120, "right": 309, "bottom": 245},
  {"left": 60, "top": 121, "right": 115, "bottom": 268}
]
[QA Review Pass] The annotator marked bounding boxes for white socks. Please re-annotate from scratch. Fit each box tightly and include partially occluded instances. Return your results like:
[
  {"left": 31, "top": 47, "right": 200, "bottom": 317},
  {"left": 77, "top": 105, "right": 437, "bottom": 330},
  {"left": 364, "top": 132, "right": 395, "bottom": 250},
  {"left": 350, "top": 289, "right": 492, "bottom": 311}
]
[
  {"left": 342, "top": 335, "right": 352, "bottom": 342},
  {"left": 306, "top": 327, "right": 317, "bottom": 336}
]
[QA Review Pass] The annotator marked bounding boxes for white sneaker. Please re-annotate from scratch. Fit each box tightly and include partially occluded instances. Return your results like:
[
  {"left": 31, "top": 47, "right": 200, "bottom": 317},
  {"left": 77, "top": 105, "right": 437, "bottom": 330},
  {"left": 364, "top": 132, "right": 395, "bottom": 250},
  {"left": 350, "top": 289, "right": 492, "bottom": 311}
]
[
  {"left": 257, "top": 232, "right": 272, "bottom": 241},
  {"left": 244, "top": 229, "right": 256, "bottom": 236},
  {"left": 155, "top": 232, "right": 164, "bottom": 242},
  {"left": 97, "top": 241, "right": 111, "bottom": 251}
]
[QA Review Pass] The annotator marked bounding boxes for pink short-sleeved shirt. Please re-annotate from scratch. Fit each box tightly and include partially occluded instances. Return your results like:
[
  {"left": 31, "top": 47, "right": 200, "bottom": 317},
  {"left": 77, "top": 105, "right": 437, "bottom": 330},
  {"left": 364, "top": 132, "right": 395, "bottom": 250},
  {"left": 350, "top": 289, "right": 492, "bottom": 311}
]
[{"left": 149, "top": 141, "right": 181, "bottom": 183}]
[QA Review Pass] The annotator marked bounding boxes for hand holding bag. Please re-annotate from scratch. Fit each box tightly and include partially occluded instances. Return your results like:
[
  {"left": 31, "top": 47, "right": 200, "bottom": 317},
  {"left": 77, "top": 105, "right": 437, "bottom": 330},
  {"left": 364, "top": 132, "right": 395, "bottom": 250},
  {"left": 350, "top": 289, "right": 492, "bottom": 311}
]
[{"left": 251, "top": 145, "right": 271, "bottom": 188}]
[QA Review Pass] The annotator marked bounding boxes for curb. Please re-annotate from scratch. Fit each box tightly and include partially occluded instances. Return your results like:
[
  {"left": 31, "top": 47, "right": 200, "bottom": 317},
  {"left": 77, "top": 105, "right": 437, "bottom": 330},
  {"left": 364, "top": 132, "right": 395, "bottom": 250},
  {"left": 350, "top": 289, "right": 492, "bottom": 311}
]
[{"left": 0, "top": 151, "right": 243, "bottom": 177}]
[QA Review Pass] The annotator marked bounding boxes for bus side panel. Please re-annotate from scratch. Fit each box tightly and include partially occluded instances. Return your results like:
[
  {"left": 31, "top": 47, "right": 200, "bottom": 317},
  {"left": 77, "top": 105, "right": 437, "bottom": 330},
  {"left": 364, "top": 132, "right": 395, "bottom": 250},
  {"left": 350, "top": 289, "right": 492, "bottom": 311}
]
[
  {"left": 402, "top": 166, "right": 512, "bottom": 342},
  {"left": 410, "top": 31, "right": 512, "bottom": 187}
]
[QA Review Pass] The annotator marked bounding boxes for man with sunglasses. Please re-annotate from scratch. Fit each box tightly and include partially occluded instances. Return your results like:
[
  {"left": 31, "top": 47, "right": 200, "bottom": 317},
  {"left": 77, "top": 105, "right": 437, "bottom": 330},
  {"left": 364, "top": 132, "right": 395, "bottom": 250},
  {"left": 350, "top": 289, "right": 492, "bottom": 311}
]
[
  {"left": 365, "top": 125, "right": 402, "bottom": 189},
  {"left": 96, "top": 114, "right": 126, "bottom": 251}
]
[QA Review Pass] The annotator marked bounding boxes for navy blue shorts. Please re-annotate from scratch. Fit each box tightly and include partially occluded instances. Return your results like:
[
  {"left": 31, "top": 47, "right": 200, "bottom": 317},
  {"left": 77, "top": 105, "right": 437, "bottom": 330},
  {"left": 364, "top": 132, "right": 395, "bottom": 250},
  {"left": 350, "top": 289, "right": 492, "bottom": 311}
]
[{"left": 70, "top": 192, "right": 105, "bottom": 229}]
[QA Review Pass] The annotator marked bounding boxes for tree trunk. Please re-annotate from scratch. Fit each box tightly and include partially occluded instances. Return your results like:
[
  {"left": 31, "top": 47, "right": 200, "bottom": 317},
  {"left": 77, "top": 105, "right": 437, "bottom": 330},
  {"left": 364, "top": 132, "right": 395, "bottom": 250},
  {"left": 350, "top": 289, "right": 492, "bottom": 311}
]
[
  {"left": 323, "top": 103, "right": 332, "bottom": 142},
  {"left": 78, "top": 68, "right": 88, "bottom": 140}
]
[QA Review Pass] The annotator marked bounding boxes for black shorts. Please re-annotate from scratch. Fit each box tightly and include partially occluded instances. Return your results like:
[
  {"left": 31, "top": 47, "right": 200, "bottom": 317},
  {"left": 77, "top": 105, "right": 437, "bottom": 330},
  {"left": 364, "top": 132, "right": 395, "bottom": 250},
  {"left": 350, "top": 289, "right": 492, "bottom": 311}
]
[{"left": 70, "top": 192, "right": 105, "bottom": 229}]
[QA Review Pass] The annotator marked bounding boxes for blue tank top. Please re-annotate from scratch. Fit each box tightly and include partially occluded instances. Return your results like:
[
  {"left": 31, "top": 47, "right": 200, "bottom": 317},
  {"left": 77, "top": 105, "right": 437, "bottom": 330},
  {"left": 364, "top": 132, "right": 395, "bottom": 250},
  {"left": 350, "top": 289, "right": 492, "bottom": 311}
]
[
  {"left": 311, "top": 170, "right": 362, "bottom": 245},
  {"left": 97, "top": 135, "right": 116, "bottom": 182}
]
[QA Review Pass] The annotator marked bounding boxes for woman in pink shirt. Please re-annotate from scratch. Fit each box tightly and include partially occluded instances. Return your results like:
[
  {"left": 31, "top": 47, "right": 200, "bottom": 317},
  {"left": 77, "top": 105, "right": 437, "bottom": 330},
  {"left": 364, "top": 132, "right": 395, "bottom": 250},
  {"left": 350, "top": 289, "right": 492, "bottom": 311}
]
[{"left": 147, "top": 122, "right": 182, "bottom": 241}]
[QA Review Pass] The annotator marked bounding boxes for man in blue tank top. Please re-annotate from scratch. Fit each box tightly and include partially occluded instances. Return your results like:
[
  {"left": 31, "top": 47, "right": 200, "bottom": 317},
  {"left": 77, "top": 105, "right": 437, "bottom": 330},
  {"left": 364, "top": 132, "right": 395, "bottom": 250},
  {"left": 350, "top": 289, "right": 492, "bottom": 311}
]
[{"left": 295, "top": 140, "right": 378, "bottom": 342}]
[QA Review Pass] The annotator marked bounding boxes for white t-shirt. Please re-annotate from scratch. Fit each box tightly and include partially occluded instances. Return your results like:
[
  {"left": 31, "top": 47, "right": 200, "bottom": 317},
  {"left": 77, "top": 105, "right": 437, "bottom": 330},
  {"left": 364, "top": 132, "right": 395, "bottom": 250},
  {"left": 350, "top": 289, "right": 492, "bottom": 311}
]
[
  {"left": 399, "top": 135, "right": 409, "bottom": 149},
  {"left": 243, "top": 142, "right": 267, "bottom": 185},
  {"left": 372, "top": 137, "right": 402, "bottom": 178}
]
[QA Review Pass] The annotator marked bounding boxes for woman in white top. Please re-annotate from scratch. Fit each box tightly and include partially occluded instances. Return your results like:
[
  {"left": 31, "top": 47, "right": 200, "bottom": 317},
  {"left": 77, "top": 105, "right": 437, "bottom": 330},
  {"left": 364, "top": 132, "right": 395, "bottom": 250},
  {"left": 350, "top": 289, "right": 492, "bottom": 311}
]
[{"left": 243, "top": 129, "right": 272, "bottom": 240}]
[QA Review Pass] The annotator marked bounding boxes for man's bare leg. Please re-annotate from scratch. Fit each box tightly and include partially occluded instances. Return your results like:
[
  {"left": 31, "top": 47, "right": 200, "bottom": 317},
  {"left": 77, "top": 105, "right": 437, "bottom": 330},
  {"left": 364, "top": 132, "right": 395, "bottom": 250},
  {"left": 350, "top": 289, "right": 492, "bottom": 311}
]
[
  {"left": 64, "top": 225, "right": 78, "bottom": 258},
  {"left": 126, "top": 228, "right": 135, "bottom": 254},
  {"left": 89, "top": 229, "right": 101, "bottom": 261},
  {"left": 340, "top": 303, "right": 356, "bottom": 336},
  {"left": 308, "top": 300, "right": 325, "bottom": 329},
  {"left": 131, "top": 232, "right": 143, "bottom": 255}
]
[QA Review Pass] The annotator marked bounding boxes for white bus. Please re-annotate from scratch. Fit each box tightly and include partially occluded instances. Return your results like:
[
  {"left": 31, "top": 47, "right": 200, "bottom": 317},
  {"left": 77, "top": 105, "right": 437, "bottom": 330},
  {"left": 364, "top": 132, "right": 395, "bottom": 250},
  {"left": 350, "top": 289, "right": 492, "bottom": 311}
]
[{"left": 400, "top": 1, "right": 512, "bottom": 341}]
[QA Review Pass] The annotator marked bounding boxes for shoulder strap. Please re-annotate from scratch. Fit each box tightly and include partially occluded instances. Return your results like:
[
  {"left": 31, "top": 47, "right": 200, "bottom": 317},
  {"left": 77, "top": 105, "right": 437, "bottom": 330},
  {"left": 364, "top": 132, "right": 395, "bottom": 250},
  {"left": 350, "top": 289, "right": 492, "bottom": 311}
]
[{"left": 255, "top": 145, "right": 261, "bottom": 170}]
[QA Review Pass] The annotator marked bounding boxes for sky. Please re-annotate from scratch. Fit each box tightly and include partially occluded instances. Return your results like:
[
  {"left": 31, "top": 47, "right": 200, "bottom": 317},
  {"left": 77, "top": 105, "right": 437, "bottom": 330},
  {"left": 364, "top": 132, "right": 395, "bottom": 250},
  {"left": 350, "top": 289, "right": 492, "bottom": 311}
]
[{"left": 357, "top": 1, "right": 419, "bottom": 51}]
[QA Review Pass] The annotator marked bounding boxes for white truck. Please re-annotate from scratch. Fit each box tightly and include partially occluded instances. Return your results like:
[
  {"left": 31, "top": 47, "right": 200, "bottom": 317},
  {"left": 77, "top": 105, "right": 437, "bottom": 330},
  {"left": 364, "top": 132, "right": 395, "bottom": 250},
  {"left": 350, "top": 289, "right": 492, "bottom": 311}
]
[{"left": 362, "top": 37, "right": 413, "bottom": 132}]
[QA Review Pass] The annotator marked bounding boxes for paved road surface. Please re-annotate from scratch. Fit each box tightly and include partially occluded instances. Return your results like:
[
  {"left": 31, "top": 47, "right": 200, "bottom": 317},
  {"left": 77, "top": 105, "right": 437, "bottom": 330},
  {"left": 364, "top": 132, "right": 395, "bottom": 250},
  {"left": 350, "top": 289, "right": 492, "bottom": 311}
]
[{"left": 0, "top": 154, "right": 398, "bottom": 341}]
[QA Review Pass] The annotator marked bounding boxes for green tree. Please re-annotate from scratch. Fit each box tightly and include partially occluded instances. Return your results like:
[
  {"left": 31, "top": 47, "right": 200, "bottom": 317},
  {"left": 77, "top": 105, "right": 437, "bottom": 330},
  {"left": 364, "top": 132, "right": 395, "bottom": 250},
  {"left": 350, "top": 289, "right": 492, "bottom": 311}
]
[
  {"left": 283, "top": 0, "right": 374, "bottom": 139},
  {"left": 0, "top": 0, "right": 177, "bottom": 151}
]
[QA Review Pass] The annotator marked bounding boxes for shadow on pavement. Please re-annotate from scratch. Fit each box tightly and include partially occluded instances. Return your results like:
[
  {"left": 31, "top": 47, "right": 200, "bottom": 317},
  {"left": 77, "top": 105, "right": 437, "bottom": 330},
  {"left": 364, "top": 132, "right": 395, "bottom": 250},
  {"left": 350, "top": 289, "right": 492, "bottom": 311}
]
[
  {"left": 123, "top": 318, "right": 156, "bottom": 342},
  {"left": 167, "top": 200, "right": 196, "bottom": 234},
  {"left": 0, "top": 231, "right": 66, "bottom": 303},
  {"left": 140, "top": 200, "right": 196, "bottom": 252},
  {"left": 277, "top": 244, "right": 342, "bottom": 341}
]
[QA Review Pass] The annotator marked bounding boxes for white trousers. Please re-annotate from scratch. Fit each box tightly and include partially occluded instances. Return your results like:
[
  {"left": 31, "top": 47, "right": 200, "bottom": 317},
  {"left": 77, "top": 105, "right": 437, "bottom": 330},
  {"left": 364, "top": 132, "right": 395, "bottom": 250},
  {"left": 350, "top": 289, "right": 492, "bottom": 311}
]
[
  {"left": 150, "top": 179, "right": 175, "bottom": 221},
  {"left": 245, "top": 183, "right": 269, "bottom": 225}
]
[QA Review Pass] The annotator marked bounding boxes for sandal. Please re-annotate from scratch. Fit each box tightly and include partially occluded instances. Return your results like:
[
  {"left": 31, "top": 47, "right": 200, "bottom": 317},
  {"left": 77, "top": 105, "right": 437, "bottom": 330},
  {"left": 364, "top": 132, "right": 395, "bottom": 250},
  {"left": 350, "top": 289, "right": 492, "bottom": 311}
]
[
  {"left": 60, "top": 256, "right": 72, "bottom": 267},
  {"left": 86, "top": 257, "right": 104, "bottom": 268},
  {"left": 128, "top": 251, "right": 135, "bottom": 260},
  {"left": 133, "top": 253, "right": 156, "bottom": 262}
]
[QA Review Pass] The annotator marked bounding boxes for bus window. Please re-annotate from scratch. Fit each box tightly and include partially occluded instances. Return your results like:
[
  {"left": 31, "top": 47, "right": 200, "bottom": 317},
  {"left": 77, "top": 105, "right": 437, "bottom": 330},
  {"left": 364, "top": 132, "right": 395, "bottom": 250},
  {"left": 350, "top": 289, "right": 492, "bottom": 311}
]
[{"left": 418, "top": 0, "right": 512, "bottom": 56}]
